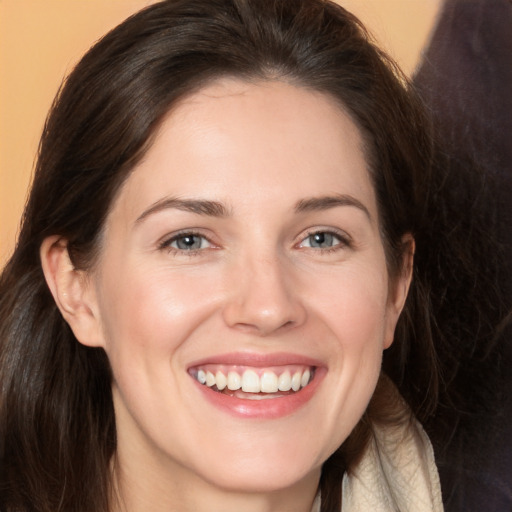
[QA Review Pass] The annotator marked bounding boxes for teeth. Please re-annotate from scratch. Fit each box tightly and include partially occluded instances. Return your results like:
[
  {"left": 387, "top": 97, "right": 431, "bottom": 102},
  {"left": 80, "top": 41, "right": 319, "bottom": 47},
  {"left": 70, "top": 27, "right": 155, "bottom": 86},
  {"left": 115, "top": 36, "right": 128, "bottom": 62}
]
[
  {"left": 301, "top": 370, "right": 310, "bottom": 388},
  {"left": 194, "top": 366, "right": 313, "bottom": 395},
  {"left": 278, "top": 370, "right": 292, "bottom": 391},
  {"left": 260, "top": 371, "right": 278, "bottom": 393},
  {"left": 291, "top": 371, "right": 301, "bottom": 391},
  {"left": 227, "top": 371, "right": 241, "bottom": 391},
  {"left": 241, "top": 370, "right": 260, "bottom": 392},
  {"left": 205, "top": 371, "right": 216, "bottom": 387},
  {"left": 215, "top": 371, "right": 227, "bottom": 390}
]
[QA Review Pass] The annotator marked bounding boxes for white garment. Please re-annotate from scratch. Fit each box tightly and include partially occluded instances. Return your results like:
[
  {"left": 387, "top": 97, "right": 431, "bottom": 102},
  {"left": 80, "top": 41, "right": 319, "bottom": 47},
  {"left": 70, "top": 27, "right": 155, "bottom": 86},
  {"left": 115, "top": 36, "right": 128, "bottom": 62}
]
[{"left": 311, "top": 416, "right": 443, "bottom": 512}]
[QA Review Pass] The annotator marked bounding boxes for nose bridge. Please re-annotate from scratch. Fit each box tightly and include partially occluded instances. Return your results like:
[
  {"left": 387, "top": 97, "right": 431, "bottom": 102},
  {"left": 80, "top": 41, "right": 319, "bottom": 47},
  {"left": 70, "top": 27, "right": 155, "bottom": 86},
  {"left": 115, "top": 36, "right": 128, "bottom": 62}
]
[{"left": 222, "top": 245, "right": 305, "bottom": 335}]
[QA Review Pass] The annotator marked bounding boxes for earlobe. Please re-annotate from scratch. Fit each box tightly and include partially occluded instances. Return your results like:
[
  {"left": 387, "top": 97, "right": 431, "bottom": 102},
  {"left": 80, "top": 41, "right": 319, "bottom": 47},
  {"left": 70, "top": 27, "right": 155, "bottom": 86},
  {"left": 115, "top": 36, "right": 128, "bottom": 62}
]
[
  {"left": 40, "top": 236, "right": 105, "bottom": 348},
  {"left": 383, "top": 234, "right": 415, "bottom": 349}
]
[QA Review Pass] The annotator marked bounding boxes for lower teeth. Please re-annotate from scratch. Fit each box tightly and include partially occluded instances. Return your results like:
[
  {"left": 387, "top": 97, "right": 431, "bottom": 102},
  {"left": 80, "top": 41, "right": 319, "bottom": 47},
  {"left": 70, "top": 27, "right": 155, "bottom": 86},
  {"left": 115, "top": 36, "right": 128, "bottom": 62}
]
[
  {"left": 237, "top": 392, "right": 283, "bottom": 400},
  {"left": 220, "top": 388, "right": 292, "bottom": 399}
]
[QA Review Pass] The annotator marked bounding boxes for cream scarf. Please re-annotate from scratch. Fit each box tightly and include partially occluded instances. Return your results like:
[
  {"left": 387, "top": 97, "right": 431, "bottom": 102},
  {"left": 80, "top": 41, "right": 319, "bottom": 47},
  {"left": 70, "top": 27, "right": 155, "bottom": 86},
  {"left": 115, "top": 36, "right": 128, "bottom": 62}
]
[{"left": 311, "top": 414, "right": 443, "bottom": 511}]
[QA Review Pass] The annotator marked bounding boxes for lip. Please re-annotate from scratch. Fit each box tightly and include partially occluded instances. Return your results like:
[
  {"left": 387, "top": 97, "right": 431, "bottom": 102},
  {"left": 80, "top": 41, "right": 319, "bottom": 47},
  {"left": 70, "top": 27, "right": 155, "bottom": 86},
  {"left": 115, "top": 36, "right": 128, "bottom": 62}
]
[
  {"left": 188, "top": 352, "right": 326, "bottom": 419},
  {"left": 188, "top": 351, "right": 324, "bottom": 368}
]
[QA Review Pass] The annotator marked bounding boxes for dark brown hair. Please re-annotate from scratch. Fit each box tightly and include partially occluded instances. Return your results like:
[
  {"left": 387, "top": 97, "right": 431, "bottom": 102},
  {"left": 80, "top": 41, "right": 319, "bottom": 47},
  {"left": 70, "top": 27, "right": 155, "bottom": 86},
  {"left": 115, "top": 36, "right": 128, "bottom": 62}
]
[{"left": 1, "top": 0, "right": 504, "bottom": 510}]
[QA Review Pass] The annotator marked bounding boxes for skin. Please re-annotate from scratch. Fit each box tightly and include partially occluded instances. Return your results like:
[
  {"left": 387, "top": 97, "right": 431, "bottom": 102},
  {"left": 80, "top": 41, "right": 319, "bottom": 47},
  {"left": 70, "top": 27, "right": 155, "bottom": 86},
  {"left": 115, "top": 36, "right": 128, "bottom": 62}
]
[{"left": 41, "top": 79, "right": 413, "bottom": 512}]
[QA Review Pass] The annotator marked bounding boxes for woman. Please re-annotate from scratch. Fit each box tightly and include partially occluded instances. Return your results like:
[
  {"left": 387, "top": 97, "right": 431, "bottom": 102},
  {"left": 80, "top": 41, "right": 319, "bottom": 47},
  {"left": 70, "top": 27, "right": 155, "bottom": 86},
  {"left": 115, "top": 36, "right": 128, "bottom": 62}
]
[{"left": 0, "top": 0, "right": 469, "bottom": 510}]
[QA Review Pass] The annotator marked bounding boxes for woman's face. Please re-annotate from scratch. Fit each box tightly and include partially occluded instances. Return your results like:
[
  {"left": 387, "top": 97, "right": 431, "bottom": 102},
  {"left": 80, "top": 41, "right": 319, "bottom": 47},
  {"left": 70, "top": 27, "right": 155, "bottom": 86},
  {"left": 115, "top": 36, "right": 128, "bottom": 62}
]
[{"left": 81, "top": 80, "right": 410, "bottom": 498}]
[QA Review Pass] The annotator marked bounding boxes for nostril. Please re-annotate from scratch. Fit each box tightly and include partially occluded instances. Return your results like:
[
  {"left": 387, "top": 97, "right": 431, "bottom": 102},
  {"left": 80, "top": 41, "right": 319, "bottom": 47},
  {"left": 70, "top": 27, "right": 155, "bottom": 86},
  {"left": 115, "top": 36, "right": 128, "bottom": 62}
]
[
  {"left": 228, "top": 317, "right": 298, "bottom": 337},
  {"left": 276, "top": 320, "right": 296, "bottom": 332}
]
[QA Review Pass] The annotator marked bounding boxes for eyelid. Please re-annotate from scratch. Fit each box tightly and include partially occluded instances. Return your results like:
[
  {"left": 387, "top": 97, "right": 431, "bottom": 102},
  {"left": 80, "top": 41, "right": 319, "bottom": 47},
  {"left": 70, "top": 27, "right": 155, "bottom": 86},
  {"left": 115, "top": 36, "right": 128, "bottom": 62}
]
[
  {"left": 158, "top": 229, "right": 218, "bottom": 253},
  {"left": 296, "top": 227, "right": 352, "bottom": 249}
]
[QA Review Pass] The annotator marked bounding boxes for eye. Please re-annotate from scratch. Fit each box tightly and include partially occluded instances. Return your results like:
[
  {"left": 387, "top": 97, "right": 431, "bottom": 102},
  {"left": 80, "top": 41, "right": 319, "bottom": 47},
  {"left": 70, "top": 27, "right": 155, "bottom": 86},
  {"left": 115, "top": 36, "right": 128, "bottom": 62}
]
[
  {"left": 160, "top": 232, "right": 213, "bottom": 252},
  {"left": 298, "top": 230, "right": 348, "bottom": 250}
]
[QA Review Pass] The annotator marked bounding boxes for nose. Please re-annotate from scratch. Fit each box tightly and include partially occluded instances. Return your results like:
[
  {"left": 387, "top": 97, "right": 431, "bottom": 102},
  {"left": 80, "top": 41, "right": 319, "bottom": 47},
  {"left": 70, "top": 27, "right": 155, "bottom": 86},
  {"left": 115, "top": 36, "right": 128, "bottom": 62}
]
[{"left": 222, "top": 252, "right": 306, "bottom": 336}]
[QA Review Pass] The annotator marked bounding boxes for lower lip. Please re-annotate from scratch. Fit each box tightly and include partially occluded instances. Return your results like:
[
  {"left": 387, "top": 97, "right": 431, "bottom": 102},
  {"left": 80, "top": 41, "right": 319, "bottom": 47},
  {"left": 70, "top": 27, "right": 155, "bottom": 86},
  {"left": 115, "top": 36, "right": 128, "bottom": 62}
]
[{"left": 192, "top": 368, "right": 326, "bottom": 419}]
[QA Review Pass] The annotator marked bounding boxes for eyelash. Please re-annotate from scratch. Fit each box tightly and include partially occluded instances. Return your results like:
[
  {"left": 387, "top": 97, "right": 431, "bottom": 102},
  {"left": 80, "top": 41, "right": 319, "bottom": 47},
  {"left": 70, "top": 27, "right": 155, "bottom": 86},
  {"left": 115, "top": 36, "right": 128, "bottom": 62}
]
[
  {"left": 158, "top": 231, "right": 214, "bottom": 256},
  {"left": 158, "top": 228, "right": 352, "bottom": 256},
  {"left": 297, "top": 228, "right": 352, "bottom": 253}
]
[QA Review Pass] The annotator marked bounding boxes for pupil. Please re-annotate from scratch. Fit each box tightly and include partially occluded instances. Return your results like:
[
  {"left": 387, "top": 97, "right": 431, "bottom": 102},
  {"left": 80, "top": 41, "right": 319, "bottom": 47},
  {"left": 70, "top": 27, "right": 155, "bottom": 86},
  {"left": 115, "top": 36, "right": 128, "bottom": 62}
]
[
  {"left": 310, "top": 232, "right": 333, "bottom": 248},
  {"left": 314, "top": 233, "right": 326, "bottom": 245},
  {"left": 178, "top": 235, "right": 199, "bottom": 249}
]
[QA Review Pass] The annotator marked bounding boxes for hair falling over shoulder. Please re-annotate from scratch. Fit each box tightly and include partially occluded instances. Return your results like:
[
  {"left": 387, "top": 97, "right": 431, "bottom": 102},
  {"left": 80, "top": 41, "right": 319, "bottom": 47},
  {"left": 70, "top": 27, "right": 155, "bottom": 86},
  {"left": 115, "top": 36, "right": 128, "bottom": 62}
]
[{"left": 0, "top": 1, "right": 509, "bottom": 511}]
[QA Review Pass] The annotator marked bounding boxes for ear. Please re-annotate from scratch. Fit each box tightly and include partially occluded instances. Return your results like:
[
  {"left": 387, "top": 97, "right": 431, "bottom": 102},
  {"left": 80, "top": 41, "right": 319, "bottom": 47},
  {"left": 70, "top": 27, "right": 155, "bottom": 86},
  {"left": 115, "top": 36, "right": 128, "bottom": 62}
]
[
  {"left": 383, "top": 234, "right": 415, "bottom": 349},
  {"left": 40, "top": 236, "right": 105, "bottom": 348}
]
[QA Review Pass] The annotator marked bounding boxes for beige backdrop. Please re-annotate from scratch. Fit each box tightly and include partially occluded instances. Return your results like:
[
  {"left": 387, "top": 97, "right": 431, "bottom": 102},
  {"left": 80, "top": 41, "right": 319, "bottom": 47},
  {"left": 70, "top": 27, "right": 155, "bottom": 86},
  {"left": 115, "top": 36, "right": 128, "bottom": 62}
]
[{"left": 0, "top": 0, "right": 442, "bottom": 266}]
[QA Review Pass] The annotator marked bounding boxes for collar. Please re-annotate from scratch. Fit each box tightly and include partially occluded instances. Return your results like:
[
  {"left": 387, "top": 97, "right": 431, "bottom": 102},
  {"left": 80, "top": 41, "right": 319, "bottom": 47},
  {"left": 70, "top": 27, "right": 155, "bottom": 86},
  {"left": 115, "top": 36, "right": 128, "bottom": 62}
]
[
  {"left": 341, "top": 415, "right": 443, "bottom": 511},
  {"left": 311, "top": 388, "right": 443, "bottom": 511}
]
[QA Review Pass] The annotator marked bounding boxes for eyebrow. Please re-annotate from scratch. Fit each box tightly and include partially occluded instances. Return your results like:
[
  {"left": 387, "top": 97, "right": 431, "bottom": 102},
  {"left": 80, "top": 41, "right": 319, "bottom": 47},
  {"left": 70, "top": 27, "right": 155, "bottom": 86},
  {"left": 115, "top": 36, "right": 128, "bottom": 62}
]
[
  {"left": 136, "top": 197, "right": 231, "bottom": 223},
  {"left": 136, "top": 193, "right": 371, "bottom": 223},
  {"left": 294, "top": 194, "right": 371, "bottom": 220}
]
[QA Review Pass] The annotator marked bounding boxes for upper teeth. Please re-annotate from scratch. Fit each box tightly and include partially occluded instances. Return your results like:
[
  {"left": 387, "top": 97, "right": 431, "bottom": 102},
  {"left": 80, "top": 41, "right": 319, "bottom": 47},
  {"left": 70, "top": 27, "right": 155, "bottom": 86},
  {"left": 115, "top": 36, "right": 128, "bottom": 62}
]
[{"left": 195, "top": 367, "right": 312, "bottom": 394}]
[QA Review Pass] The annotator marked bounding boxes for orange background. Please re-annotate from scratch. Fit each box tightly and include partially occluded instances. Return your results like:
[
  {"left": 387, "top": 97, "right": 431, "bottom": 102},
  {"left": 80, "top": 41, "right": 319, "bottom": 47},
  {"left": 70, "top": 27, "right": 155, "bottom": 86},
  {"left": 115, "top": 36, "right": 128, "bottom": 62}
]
[{"left": 0, "top": 0, "right": 442, "bottom": 266}]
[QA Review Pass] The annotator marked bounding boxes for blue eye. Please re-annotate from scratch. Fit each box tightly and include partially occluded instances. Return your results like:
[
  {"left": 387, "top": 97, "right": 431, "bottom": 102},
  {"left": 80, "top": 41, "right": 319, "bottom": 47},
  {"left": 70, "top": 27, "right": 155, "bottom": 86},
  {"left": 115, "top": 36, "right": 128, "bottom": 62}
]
[
  {"left": 300, "top": 231, "right": 346, "bottom": 249},
  {"left": 164, "top": 233, "right": 212, "bottom": 251}
]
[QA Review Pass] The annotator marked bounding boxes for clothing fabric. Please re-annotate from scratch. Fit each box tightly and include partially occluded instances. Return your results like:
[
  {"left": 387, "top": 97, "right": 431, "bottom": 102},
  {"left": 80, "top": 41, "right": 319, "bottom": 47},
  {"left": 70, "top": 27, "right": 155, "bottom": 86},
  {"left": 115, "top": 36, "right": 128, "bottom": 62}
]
[
  {"left": 311, "top": 405, "right": 443, "bottom": 511},
  {"left": 340, "top": 417, "right": 443, "bottom": 511}
]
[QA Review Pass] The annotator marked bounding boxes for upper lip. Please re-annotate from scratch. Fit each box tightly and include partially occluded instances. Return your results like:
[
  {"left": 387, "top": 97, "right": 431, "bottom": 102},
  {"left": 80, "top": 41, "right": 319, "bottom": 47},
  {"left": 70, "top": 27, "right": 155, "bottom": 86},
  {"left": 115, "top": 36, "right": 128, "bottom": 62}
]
[{"left": 187, "top": 351, "right": 324, "bottom": 370}]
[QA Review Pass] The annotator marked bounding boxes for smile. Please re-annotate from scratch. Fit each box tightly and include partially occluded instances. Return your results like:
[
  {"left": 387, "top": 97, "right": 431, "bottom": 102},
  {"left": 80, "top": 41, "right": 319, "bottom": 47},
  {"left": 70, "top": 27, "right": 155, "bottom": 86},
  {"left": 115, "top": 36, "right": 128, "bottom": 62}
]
[
  {"left": 188, "top": 354, "right": 325, "bottom": 418},
  {"left": 190, "top": 365, "right": 314, "bottom": 399}
]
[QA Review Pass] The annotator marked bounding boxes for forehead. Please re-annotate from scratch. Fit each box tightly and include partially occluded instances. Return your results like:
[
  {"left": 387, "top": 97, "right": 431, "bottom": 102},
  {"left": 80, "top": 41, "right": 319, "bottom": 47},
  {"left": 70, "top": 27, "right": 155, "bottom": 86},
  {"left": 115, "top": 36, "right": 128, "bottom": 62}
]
[{"left": 111, "top": 79, "right": 377, "bottom": 222}]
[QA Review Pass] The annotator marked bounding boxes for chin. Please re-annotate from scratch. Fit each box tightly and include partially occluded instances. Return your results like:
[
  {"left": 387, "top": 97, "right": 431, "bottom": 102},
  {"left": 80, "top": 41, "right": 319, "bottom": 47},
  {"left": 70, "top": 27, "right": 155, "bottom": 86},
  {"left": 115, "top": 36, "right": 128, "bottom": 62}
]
[
  {"left": 188, "top": 436, "right": 325, "bottom": 494},
  {"left": 201, "top": 461, "right": 320, "bottom": 494}
]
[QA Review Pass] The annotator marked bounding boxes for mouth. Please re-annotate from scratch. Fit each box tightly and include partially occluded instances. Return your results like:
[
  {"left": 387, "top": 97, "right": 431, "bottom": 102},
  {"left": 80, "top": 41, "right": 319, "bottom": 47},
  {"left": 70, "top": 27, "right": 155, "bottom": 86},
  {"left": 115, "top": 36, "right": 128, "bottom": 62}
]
[
  {"left": 188, "top": 365, "right": 315, "bottom": 400},
  {"left": 187, "top": 353, "right": 325, "bottom": 418}
]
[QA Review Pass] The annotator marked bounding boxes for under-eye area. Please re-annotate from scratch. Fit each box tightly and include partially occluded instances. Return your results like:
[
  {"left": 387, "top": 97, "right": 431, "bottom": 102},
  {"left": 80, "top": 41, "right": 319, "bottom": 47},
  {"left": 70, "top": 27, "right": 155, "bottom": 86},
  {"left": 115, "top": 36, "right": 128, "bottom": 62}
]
[{"left": 188, "top": 365, "right": 315, "bottom": 399}]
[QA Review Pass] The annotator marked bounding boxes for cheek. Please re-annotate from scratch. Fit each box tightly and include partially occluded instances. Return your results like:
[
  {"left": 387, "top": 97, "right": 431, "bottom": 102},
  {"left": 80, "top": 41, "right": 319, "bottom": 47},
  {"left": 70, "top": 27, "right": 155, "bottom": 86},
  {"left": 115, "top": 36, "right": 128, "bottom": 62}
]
[
  {"left": 311, "top": 265, "right": 390, "bottom": 349},
  {"left": 96, "top": 264, "right": 222, "bottom": 359}
]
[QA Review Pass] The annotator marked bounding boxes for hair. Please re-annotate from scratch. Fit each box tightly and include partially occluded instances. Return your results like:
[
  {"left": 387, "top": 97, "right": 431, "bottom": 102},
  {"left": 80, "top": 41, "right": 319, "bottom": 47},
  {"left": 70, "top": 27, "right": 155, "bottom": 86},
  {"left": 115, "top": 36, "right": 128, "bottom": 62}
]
[{"left": 0, "top": 1, "right": 508, "bottom": 511}]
